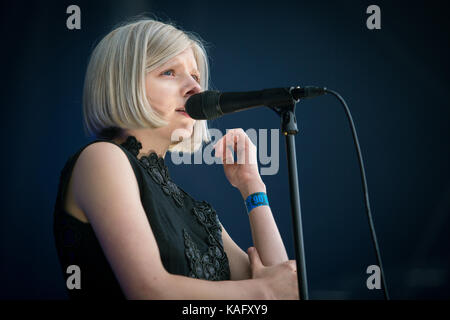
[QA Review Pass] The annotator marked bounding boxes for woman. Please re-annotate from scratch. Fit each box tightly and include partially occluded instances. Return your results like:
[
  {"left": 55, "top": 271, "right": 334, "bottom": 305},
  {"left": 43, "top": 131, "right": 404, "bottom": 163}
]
[{"left": 53, "top": 17, "right": 299, "bottom": 299}]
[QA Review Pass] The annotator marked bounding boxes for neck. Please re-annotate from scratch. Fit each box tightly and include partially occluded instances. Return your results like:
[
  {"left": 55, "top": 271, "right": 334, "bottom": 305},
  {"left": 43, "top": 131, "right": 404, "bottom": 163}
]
[{"left": 113, "top": 128, "right": 171, "bottom": 159}]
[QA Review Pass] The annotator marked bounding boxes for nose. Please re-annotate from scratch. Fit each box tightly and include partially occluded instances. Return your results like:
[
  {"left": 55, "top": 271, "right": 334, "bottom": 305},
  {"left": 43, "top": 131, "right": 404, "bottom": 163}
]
[{"left": 183, "top": 75, "right": 202, "bottom": 98}]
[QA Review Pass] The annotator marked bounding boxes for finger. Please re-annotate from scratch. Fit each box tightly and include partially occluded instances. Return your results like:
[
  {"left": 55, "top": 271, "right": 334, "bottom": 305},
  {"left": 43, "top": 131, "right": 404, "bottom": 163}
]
[
  {"left": 222, "top": 130, "right": 237, "bottom": 150},
  {"left": 213, "top": 137, "right": 235, "bottom": 165},
  {"left": 247, "top": 246, "right": 263, "bottom": 270},
  {"left": 213, "top": 138, "right": 223, "bottom": 159},
  {"left": 237, "top": 134, "right": 257, "bottom": 165},
  {"left": 217, "top": 129, "right": 256, "bottom": 164},
  {"left": 220, "top": 132, "right": 236, "bottom": 163},
  {"left": 225, "top": 129, "right": 257, "bottom": 165},
  {"left": 288, "top": 261, "right": 297, "bottom": 273},
  {"left": 233, "top": 132, "right": 248, "bottom": 165},
  {"left": 224, "top": 145, "right": 234, "bottom": 164},
  {"left": 223, "top": 134, "right": 232, "bottom": 160},
  {"left": 220, "top": 130, "right": 241, "bottom": 163}
]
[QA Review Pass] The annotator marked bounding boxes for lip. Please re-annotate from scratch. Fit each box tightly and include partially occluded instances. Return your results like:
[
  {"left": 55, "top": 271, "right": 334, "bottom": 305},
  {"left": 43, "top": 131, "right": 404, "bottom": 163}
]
[{"left": 176, "top": 110, "right": 191, "bottom": 118}]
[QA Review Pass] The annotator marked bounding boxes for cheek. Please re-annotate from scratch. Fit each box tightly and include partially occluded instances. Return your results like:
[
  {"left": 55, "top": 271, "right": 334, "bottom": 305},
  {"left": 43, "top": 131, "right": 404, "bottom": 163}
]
[{"left": 144, "top": 77, "right": 175, "bottom": 114}]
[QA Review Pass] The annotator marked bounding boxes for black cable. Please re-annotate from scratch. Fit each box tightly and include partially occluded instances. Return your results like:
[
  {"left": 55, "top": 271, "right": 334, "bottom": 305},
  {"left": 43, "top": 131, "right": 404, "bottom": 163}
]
[{"left": 323, "top": 88, "right": 390, "bottom": 300}]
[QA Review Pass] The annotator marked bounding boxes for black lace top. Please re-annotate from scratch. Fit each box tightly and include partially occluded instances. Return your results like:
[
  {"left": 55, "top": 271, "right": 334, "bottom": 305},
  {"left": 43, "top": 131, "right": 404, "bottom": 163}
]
[{"left": 53, "top": 136, "right": 231, "bottom": 299}]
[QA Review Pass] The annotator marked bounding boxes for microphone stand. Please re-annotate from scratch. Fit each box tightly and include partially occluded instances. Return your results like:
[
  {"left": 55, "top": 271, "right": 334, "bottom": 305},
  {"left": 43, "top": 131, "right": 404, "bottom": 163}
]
[{"left": 270, "top": 102, "right": 309, "bottom": 300}]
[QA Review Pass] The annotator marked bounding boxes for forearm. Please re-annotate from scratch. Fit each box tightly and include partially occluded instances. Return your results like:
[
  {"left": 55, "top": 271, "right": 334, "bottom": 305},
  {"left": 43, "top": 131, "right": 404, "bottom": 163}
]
[
  {"left": 239, "top": 181, "right": 289, "bottom": 266},
  {"left": 149, "top": 273, "right": 270, "bottom": 300}
]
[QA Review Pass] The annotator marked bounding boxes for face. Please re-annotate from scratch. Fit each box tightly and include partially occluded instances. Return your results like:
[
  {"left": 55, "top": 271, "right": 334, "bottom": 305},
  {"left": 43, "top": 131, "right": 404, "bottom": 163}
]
[{"left": 145, "top": 47, "right": 202, "bottom": 143}]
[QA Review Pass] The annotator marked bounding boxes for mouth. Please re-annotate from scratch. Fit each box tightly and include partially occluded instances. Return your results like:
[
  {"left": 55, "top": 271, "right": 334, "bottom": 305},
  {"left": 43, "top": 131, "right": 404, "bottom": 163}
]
[{"left": 175, "top": 107, "right": 191, "bottom": 118}]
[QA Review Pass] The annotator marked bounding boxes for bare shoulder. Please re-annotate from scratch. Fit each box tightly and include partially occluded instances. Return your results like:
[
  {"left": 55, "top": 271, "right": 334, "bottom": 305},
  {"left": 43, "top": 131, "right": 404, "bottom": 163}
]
[
  {"left": 70, "top": 142, "right": 136, "bottom": 208},
  {"left": 77, "top": 141, "right": 130, "bottom": 169},
  {"left": 70, "top": 141, "right": 168, "bottom": 298},
  {"left": 71, "top": 141, "right": 140, "bottom": 214},
  {"left": 63, "top": 142, "right": 128, "bottom": 222}
]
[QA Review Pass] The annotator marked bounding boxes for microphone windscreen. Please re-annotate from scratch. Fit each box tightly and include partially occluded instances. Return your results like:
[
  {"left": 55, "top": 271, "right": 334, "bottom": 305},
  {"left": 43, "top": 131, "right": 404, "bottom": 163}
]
[{"left": 185, "top": 91, "right": 221, "bottom": 120}]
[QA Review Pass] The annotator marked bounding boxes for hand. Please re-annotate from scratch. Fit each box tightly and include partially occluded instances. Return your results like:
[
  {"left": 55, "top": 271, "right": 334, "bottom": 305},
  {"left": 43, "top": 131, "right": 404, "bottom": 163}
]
[
  {"left": 213, "top": 128, "right": 264, "bottom": 196},
  {"left": 248, "top": 247, "right": 299, "bottom": 300}
]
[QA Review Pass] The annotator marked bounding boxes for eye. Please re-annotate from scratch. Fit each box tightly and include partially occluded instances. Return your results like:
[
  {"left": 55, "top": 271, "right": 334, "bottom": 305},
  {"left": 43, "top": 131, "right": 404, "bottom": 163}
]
[
  {"left": 162, "top": 69, "right": 175, "bottom": 76},
  {"left": 162, "top": 69, "right": 200, "bottom": 83},
  {"left": 192, "top": 74, "right": 200, "bottom": 83}
]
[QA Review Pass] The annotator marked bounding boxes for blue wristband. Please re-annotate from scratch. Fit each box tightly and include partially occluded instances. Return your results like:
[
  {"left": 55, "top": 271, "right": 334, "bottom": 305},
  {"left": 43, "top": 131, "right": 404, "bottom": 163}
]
[{"left": 245, "top": 192, "right": 269, "bottom": 214}]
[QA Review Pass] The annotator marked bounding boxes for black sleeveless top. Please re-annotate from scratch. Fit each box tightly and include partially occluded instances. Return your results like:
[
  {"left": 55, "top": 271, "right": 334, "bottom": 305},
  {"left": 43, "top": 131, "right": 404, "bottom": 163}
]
[{"left": 53, "top": 136, "right": 231, "bottom": 299}]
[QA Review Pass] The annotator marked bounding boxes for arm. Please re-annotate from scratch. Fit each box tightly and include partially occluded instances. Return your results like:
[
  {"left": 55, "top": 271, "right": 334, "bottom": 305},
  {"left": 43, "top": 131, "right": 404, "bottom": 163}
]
[
  {"left": 221, "top": 223, "right": 252, "bottom": 280},
  {"left": 219, "top": 181, "right": 288, "bottom": 281},
  {"left": 239, "top": 179, "right": 289, "bottom": 266},
  {"left": 72, "top": 142, "right": 269, "bottom": 299},
  {"left": 213, "top": 128, "right": 289, "bottom": 268},
  {"left": 159, "top": 274, "right": 267, "bottom": 300}
]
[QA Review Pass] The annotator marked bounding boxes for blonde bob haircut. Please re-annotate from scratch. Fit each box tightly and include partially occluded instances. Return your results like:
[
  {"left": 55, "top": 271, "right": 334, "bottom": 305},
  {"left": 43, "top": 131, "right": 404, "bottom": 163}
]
[{"left": 82, "top": 17, "right": 211, "bottom": 153}]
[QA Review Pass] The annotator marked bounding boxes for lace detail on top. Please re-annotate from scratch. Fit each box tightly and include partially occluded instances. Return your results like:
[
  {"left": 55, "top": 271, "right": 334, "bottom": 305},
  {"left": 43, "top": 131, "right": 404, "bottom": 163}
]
[
  {"left": 183, "top": 200, "right": 230, "bottom": 280},
  {"left": 120, "top": 136, "right": 185, "bottom": 207}
]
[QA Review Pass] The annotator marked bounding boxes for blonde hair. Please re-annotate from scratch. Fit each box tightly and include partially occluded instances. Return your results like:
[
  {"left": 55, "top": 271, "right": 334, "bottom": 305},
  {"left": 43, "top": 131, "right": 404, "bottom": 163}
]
[{"left": 82, "top": 17, "right": 211, "bottom": 153}]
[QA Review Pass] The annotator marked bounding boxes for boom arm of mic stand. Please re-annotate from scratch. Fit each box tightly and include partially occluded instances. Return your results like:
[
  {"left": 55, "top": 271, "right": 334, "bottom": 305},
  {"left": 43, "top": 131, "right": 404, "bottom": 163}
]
[{"left": 270, "top": 103, "right": 309, "bottom": 300}]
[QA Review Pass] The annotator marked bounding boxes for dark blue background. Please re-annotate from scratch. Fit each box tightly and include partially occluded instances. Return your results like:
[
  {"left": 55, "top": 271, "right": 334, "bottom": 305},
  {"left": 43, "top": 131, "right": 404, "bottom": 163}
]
[{"left": 1, "top": 0, "right": 449, "bottom": 299}]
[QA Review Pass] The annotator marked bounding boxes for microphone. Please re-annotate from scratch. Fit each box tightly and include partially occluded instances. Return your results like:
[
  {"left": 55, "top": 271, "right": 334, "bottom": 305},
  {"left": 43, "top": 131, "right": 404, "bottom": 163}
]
[{"left": 185, "top": 86, "right": 327, "bottom": 120}]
